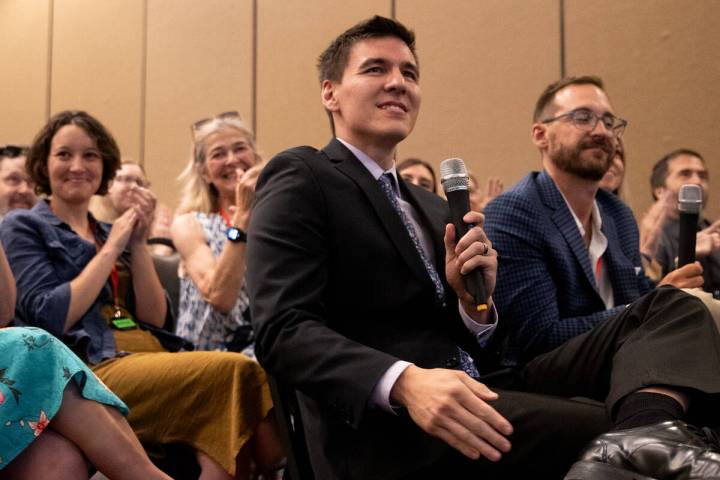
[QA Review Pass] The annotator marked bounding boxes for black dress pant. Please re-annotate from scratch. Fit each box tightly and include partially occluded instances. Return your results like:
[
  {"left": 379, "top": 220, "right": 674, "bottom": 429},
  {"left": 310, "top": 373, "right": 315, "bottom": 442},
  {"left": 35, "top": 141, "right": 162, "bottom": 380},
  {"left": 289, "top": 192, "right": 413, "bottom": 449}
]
[{"left": 404, "top": 287, "right": 720, "bottom": 479}]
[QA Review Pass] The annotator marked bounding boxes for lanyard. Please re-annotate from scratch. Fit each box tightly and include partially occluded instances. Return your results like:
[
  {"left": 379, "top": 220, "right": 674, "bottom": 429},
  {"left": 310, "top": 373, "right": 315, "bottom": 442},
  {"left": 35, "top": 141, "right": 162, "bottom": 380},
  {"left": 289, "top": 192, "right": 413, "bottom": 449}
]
[
  {"left": 219, "top": 207, "right": 233, "bottom": 227},
  {"left": 89, "top": 220, "right": 122, "bottom": 314}
]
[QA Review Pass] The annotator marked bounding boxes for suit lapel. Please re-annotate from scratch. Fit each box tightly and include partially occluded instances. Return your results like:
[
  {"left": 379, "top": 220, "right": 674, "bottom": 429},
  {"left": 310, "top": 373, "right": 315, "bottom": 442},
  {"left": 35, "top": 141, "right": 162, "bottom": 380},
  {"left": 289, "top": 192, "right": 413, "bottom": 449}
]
[
  {"left": 536, "top": 171, "right": 597, "bottom": 290},
  {"left": 321, "top": 140, "right": 434, "bottom": 288}
]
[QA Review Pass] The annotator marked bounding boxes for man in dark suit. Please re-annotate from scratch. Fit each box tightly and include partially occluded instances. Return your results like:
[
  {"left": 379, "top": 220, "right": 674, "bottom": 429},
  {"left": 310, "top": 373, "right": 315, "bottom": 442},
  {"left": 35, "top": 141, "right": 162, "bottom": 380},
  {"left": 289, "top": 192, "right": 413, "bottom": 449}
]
[
  {"left": 484, "top": 76, "right": 706, "bottom": 367},
  {"left": 247, "top": 18, "right": 720, "bottom": 480}
]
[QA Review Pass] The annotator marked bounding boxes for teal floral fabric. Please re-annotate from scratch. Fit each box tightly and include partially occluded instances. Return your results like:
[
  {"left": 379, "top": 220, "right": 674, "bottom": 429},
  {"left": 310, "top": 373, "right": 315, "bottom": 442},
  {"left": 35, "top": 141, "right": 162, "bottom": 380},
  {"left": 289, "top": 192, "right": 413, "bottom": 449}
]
[{"left": 0, "top": 327, "right": 128, "bottom": 469}]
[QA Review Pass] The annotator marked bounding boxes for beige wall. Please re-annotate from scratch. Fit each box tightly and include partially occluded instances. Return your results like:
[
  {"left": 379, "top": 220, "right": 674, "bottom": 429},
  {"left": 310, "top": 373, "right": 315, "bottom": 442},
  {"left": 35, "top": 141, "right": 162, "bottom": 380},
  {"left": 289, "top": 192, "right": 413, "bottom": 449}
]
[
  {"left": 256, "top": 0, "right": 390, "bottom": 157},
  {"left": 1, "top": 0, "right": 718, "bottom": 221},
  {"left": 0, "top": 0, "right": 51, "bottom": 144},
  {"left": 398, "top": 0, "right": 559, "bottom": 191},
  {"left": 51, "top": 0, "right": 145, "bottom": 160}
]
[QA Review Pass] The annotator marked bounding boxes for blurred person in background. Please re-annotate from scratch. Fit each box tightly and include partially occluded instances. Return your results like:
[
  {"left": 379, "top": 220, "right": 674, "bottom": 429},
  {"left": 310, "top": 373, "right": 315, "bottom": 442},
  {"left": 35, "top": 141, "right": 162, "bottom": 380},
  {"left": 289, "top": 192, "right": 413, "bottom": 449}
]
[
  {"left": 641, "top": 149, "right": 720, "bottom": 297},
  {"left": 397, "top": 157, "right": 437, "bottom": 193},
  {"left": 90, "top": 160, "right": 175, "bottom": 256},
  {"left": 0, "top": 145, "right": 36, "bottom": 222},
  {"left": 469, "top": 172, "right": 503, "bottom": 212},
  {"left": 598, "top": 137, "right": 625, "bottom": 197}
]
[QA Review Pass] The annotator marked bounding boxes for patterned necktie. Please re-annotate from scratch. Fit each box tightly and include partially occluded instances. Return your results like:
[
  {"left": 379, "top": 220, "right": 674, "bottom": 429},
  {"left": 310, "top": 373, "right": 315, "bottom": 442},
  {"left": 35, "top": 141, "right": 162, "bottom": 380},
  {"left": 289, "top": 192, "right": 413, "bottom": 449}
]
[
  {"left": 378, "top": 173, "right": 445, "bottom": 301},
  {"left": 377, "top": 173, "right": 479, "bottom": 378}
]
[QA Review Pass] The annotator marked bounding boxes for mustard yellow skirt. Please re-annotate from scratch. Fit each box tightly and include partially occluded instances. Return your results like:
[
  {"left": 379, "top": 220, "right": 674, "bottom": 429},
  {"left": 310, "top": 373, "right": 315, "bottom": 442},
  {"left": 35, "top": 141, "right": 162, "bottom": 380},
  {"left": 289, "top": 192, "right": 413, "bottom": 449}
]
[{"left": 92, "top": 349, "right": 273, "bottom": 475}]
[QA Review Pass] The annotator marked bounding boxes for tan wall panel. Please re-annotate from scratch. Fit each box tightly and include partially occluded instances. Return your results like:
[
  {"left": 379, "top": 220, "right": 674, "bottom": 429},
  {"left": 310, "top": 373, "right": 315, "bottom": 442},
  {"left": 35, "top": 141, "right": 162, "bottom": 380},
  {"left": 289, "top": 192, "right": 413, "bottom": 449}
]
[
  {"left": 398, "top": 0, "right": 560, "bottom": 192},
  {"left": 145, "top": 0, "right": 253, "bottom": 207},
  {"left": 0, "top": 0, "right": 51, "bottom": 144},
  {"left": 566, "top": 0, "right": 720, "bottom": 220},
  {"left": 256, "top": 0, "right": 391, "bottom": 159},
  {"left": 51, "top": 0, "right": 144, "bottom": 161}
]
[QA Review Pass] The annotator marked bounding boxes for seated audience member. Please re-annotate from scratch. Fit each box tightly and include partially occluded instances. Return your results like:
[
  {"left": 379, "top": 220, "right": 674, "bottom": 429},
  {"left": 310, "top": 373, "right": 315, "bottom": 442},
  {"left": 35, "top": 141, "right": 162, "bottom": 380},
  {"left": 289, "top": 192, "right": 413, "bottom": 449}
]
[
  {"left": 646, "top": 149, "right": 720, "bottom": 298},
  {"left": 469, "top": 172, "right": 503, "bottom": 212},
  {"left": 90, "top": 160, "right": 175, "bottom": 256},
  {"left": 598, "top": 136, "right": 625, "bottom": 196},
  {"left": 0, "top": 244, "right": 171, "bottom": 480},
  {"left": 484, "top": 75, "right": 706, "bottom": 366},
  {"left": 0, "top": 145, "right": 36, "bottom": 221},
  {"left": 0, "top": 110, "right": 283, "bottom": 480},
  {"left": 248, "top": 18, "right": 720, "bottom": 480},
  {"left": 397, "top": 157, "right": 437, "bottom": 193},
  {"left": 171, "top": 112, "right": 262, "bottom": 354}
]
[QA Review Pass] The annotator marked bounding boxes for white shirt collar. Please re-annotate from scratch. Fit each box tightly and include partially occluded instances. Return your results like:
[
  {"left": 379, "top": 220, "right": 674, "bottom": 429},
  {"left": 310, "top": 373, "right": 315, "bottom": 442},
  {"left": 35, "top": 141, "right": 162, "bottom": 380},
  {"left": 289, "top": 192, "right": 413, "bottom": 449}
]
[
  {"left": 337, "top": 138, "right": 400, "bottom": 196},
  {"left": 556, "top": 186, "right": 614, "bottom": 308},
  {"left": 556, "top": 189, "right": 603, "bottom": 237}
]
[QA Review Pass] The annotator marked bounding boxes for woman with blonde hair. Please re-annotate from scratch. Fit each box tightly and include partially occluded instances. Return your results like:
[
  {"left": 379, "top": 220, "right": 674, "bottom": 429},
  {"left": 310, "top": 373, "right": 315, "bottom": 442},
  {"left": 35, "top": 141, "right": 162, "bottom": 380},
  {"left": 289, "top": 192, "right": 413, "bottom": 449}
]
[{"left": 172, "top": 112, "right": 262, "bottom": 354}]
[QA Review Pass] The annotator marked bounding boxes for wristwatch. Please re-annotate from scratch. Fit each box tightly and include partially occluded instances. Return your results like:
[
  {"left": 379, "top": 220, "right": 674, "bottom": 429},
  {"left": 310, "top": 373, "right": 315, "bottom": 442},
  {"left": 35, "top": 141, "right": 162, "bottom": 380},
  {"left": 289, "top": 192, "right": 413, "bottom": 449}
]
[{"left": 226, "top": 226, "right": 247, "bottom": 243}]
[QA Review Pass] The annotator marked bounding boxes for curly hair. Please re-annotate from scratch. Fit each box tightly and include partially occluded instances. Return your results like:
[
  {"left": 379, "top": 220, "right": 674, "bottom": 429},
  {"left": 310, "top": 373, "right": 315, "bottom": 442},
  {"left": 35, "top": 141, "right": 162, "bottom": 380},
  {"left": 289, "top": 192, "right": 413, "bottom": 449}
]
[{"left": 26, "top": 110, "right": 120, "bottom": 196}]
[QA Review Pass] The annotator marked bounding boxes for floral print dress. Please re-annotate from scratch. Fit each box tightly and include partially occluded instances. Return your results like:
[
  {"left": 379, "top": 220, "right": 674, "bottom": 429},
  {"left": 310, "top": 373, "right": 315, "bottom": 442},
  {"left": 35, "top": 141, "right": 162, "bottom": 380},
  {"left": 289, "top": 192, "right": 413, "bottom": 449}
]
[
  {"left": 176, "top": 212, "right": 253, "bottom": 355},
  {"left": 0, "top": 327, "right": 128, "bottom": 469}
]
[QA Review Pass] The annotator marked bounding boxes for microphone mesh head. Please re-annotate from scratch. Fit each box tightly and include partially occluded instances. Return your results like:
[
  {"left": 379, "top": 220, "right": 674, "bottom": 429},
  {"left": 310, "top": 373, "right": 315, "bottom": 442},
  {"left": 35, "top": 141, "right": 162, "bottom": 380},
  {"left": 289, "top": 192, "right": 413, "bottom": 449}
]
[
  {"left": 678, "top": 184, "right": 702, "bottom": 214},
  {"left": 439, "top": 158, "right": 469, "bottom": 192}
]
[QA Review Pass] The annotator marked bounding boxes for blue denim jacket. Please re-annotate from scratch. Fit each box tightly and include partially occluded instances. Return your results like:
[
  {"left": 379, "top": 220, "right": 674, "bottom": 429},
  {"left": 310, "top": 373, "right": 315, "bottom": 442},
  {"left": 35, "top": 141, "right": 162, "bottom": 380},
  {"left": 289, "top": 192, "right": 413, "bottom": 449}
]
[{"left": 1, "top": 201, "right": 134, "bottom": 364}]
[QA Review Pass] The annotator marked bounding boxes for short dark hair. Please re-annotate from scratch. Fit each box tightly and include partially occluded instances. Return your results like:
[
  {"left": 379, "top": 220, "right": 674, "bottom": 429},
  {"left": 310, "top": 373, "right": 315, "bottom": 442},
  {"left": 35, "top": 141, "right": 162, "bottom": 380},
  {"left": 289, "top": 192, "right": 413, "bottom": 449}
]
[
  {"left": 397, "top": 157, "right": 436, "bottom": 193},
  {"left": 317, "top": 15, "right": 417, "bottom": 85},
  {"left": 0, "top": 145, "right": 29, "bottom": 163},
  {"left": 533, "top": 75, "right": 605, "bottom": 122},
  {"left": 650, "top": 148, "right": 705, "bottom": 200},
  {"left": 27, "top": 110, "right": 121, "bottom": 196}
]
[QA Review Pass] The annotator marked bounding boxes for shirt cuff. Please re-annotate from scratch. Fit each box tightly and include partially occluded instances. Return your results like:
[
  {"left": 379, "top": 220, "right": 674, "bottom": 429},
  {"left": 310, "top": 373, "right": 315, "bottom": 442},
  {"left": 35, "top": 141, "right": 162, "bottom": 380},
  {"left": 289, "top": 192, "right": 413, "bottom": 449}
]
[
  {"left": 370, "top": 360, "right": 412, "bottom": 414},
  {"left": 459, "top": 300, "right": 498, "bottom": 348}
]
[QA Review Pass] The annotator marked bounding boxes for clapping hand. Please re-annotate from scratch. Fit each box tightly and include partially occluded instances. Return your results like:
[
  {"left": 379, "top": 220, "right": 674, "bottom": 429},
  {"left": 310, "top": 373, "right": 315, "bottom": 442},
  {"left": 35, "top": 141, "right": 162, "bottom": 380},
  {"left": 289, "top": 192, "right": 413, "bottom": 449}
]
[
  {"left": 477, "top": 177, "right": 504, "bottom": 212},
  {"left": 229, "top": 164, "right": 263, "bottom": 230},
  {"left": 126, "top": 185, "right": 157, "bottom": 247},
  {"left": 640, "top": 190, "right": 674, "bottom": 258},
  {"left": 696, "top": 219, "right": 720, "bottom": 258}
]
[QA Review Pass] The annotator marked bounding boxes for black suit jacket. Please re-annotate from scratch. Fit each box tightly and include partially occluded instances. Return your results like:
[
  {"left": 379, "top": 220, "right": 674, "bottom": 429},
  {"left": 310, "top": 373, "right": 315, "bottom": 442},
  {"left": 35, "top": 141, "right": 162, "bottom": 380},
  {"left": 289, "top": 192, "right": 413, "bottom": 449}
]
[{"left": 247, "top": 139, "right": 497, "bottom": 479}]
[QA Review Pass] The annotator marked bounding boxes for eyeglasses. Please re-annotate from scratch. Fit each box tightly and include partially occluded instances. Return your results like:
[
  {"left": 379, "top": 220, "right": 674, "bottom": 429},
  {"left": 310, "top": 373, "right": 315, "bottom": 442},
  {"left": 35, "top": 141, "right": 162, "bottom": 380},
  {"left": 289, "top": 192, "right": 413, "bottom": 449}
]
[
  {"left": 113, "top": 174, "right": 147, "bottom": 188},
  {"left": 0, "top": 145, "right": 29, "bottom": 158},
  {"left": 191, "top": 111, "right": 241, "bottom": 135},
  {"left": 542, "top": 108, "right": 628, "bottom": 138}
]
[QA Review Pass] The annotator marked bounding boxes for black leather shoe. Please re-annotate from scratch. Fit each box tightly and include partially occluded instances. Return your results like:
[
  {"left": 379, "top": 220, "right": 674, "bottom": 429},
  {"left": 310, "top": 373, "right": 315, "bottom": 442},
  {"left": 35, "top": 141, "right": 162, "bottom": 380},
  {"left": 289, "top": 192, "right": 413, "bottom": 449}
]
[{"left": 564, "top": 421, "right": 720, "bottom": 480}]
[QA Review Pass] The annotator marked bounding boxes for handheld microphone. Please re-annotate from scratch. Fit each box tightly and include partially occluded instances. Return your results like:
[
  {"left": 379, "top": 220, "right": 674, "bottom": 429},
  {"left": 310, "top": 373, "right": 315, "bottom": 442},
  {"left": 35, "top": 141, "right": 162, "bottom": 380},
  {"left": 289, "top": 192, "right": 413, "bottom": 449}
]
[
  {"left": 439, "top": 158, "right": 488, "bottom": 311},
  {"left": 677, "top": 184, "right": 702, "bottom": 267}
]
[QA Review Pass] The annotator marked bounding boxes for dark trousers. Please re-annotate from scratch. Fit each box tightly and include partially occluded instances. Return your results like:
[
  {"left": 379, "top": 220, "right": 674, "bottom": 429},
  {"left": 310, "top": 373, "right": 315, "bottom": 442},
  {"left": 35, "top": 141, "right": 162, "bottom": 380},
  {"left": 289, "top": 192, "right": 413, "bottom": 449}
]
[{"left": 406, "top": 287, "right": 720, "bottom": 479}]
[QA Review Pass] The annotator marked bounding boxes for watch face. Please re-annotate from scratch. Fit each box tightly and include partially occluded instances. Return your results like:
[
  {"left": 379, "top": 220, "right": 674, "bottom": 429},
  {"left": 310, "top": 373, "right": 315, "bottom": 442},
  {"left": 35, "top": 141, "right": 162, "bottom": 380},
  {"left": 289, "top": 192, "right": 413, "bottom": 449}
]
[{"left": 227, "top": 227, "right": 246, "bottom": 242}]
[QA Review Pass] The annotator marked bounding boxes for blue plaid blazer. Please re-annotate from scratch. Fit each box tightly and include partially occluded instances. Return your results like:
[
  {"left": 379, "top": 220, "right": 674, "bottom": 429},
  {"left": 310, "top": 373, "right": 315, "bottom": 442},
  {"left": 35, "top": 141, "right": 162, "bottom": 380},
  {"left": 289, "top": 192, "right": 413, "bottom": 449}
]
[{"left": 484, "top": 171, "right": 652, "bottom": 366}]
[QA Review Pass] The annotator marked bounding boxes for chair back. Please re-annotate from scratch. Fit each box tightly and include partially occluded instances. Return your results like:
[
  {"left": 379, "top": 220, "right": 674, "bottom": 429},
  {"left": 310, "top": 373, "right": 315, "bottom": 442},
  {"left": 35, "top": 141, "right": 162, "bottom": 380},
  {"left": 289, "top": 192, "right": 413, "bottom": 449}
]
[
  {"left": 267, "top": 375, "right": 315, "bottom": 480},
  {"left": 148, "top": 238, "right": 180, "bottom": 332}
]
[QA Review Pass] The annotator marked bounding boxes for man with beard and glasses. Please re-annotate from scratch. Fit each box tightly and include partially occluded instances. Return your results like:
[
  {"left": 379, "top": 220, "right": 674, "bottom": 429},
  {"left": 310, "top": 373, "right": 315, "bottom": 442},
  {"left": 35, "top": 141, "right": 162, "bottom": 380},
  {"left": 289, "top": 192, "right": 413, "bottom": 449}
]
[
  {"left": 483, "top": 76, "right": 705, "bottom": 367},
  {"left": 0, "top": 145, "right": 37, "bottom": 222}
]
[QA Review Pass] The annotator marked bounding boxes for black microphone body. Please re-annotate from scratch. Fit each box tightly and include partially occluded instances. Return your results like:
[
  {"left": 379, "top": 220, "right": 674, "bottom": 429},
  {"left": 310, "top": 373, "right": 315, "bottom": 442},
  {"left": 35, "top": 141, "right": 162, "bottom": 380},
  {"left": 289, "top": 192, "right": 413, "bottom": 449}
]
[
  {"left": 678, "top": 211, "right": 698, "bottom": 267},
  {"left": 440, "top": 158, "right": 489, "bottom": 310},
  {"left": 677, "top": 184, "right": 703, "bottom": 268}
]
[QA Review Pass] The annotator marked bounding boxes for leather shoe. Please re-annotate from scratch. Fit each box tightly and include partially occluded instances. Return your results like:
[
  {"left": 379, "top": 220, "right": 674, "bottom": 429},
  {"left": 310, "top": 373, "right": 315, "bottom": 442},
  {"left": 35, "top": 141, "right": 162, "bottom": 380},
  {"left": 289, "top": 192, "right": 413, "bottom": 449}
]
[{"left": 564, "top": 421, "right": 720, "bottom": 479}]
